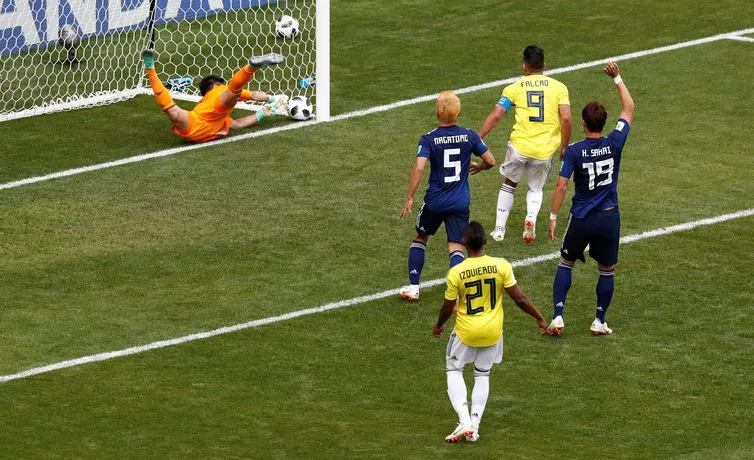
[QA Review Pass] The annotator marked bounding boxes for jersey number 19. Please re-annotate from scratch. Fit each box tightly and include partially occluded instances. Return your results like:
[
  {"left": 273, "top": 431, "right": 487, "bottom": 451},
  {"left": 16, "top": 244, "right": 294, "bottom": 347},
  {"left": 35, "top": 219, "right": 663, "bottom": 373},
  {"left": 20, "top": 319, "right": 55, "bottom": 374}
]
[{"left": 582, "top": 158, "right": 614, "bottom": 190}]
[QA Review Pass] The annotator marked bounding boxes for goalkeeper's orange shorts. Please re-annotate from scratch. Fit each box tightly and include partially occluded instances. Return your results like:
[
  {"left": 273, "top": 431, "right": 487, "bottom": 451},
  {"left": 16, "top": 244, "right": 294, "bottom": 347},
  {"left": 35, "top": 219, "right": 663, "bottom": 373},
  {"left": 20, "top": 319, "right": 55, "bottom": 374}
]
[
  {"left": 172, "top": 110, "right": 233, "bottom": 143},
  {"left": 172, "top": 85, "right": 236, "bottom": 143}
]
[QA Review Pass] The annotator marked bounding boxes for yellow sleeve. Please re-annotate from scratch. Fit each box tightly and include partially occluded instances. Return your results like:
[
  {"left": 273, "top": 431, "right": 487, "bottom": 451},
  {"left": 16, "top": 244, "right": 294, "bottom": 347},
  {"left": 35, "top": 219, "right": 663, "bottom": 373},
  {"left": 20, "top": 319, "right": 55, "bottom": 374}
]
[
  {"left": 239, "top": 89, "right": 253, "bottom": 101},
  {"left": 444, "top": 269, "right": 460, "bottom": 301},
  {"left": 557, "top": 83, "right": 570, "bottom": 105},
  {"left": 501, "top": 260, "right": 517, "bottom": 288},
  {"left": 502, "top": 83, "right": 518, "bottom": 103}
]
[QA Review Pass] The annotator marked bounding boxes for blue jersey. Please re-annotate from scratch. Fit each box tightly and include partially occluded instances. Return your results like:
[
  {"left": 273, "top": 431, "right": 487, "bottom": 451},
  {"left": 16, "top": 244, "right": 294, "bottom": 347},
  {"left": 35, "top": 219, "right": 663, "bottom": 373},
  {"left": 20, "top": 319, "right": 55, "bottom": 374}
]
[
  {"left": 417, "top": 125, "right": 489, "bottom": 212},
  {"left": 560, "top": 119, "right": 630, "bottom": 219}
]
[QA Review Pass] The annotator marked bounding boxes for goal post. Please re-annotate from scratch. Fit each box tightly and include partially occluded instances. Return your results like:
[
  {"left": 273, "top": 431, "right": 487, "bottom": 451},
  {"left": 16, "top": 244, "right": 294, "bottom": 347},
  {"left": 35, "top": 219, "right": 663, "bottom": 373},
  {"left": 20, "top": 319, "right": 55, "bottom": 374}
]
[
  {"left": 0, "top": 0, "right": 330, "bottom": 122},
  {"left": 314, "top": 0, "right": 329, "bottom": 121}
]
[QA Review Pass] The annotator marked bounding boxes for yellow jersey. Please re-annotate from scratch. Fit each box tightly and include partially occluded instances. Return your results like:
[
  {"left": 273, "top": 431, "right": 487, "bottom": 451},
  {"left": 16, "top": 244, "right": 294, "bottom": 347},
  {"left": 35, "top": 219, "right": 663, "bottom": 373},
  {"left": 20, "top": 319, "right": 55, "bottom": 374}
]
[
  {"left": 498, "top": 74, "right": 570, "bottom": 160},
  {"left": 444, "top": 255, "right": 517, "bottom": 347}
]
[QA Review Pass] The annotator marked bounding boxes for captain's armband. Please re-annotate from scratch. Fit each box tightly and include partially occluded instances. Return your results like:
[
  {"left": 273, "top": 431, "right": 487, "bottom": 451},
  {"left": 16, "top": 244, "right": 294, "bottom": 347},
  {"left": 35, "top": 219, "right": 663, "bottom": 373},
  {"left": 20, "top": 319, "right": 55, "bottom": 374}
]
[{"left": 497, "top": 96, "right": 512, "bottom": 111}]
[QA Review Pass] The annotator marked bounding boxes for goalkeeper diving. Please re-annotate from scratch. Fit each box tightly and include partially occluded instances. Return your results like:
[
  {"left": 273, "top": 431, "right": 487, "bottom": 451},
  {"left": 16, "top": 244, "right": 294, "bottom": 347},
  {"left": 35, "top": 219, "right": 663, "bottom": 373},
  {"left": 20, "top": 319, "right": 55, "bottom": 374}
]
[{"left": 142, "top": 50, "right": 287, "bottom": 143}]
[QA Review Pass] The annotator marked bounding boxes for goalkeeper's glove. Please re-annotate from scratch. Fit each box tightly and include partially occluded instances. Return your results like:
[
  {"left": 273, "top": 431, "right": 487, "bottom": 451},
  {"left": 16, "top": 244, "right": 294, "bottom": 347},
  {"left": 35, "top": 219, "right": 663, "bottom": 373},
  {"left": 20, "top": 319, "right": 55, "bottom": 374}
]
[
  {"left": 269, "top": 94, "right": 289, "bottom": 110},
  {"left": 264, "top": 94, "right": 289, "bottom": 116}
]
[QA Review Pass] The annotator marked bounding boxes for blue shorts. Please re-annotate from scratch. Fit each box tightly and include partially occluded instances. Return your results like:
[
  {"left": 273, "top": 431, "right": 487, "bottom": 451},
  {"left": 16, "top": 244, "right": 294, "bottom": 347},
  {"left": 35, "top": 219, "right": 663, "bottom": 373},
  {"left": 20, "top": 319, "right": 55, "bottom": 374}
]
[
  {"left": 561, "top": 208, "right": 621, "bottom": 265},
  {"left": 415, "top": 203, "right": 469, "bottom": 243}
]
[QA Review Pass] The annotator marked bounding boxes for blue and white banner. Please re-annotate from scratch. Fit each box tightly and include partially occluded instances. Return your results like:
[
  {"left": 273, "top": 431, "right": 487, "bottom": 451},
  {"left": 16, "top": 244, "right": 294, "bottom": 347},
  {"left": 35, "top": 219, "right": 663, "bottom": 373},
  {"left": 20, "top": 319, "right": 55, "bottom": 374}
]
[{"left": 0, "top": 0, "right": 277, "bottom": 55}]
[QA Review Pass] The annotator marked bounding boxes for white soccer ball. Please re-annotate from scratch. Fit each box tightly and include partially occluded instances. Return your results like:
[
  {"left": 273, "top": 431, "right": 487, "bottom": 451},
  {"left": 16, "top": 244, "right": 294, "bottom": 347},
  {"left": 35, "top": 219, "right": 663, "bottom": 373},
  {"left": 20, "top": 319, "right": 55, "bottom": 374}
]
[
  {"left": 275, "top": 15, "right": 300, "bottom": 39},
  {"left": 288, "top": 95, "right": 313, "bottom": 121},
  {"left": 59, "top": 24, "right": 79, "bottom": 48}
]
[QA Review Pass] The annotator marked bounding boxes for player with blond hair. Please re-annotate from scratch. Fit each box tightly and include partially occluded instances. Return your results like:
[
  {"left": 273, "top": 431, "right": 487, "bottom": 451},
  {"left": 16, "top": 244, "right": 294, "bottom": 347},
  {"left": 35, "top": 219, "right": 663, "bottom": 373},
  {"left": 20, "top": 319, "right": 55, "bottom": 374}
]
[
  {"left": 479, "top": 45, "right": 572, "bottom": 243},
  {"left": 399, "top": 91, "right": 496, "bottom": 301},
  {"left": 142, "top": 49, "right": 286, "bottom": 143}
]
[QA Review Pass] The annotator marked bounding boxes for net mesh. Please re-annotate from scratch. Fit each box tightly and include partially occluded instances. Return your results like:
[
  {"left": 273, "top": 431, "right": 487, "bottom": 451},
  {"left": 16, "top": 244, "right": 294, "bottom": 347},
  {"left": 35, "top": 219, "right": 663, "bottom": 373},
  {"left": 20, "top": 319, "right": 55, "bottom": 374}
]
[{"left": 0, "top": 0, "right": 316, "bottom": 121}]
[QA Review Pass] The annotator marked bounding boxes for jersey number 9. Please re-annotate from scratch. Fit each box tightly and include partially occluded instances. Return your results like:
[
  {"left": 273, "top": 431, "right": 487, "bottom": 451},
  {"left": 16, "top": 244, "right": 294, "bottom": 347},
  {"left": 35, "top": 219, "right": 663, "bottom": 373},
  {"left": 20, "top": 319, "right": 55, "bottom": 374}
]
[{"left": 526, "top": 91, "right": 545, "bottom": 122}]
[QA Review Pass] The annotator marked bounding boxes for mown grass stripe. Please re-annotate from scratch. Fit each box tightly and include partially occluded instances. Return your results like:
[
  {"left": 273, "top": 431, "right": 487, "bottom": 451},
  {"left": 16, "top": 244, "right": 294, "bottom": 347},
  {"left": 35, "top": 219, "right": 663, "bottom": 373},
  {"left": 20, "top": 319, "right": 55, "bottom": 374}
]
[{"left": 2, "top": 207, "right": 752, "bottom": 383}]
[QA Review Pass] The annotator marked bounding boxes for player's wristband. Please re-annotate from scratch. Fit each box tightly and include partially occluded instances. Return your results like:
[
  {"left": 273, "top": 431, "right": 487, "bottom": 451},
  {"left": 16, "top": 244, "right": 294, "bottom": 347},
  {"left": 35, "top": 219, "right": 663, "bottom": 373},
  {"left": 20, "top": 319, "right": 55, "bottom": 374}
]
[
  {"left": 267, "top": 95, "right": 276, "bottom": 104},
  {"left": 613, "top": 75, "right": 623, "bottom": 85},
  {"left": 256, "top": 110, "right": 266, "bottom": 122},
  {"left": 549, "top": 212, "right": 558, "bottom": 221}
]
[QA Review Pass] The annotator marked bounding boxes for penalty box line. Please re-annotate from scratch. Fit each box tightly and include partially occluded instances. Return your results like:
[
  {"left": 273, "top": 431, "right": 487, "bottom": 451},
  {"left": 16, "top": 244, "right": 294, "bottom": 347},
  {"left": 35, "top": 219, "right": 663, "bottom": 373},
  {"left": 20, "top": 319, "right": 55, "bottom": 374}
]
[
  {"left": 1, "top": 26, "right": 753, "bottom": 192},
  {"left": 1, "top": 207, "right": 753, "bottom": 384}
]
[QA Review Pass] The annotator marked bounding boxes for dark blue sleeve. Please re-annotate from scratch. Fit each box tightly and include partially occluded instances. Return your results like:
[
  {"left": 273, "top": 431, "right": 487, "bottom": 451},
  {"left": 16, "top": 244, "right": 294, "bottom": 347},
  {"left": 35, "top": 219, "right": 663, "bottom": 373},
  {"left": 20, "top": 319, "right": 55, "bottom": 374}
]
[
  {"left": 607, "top": 118, "right": 630, "bottom": 151},
  {"left": 559, "top": 146, "right": 576, "bottom": 178},
  {"left": 470, "top": 131, "right": 489, "bottom": 157},
  {"left": 417, "top": 136, "right": 431, "bottom": 158}
]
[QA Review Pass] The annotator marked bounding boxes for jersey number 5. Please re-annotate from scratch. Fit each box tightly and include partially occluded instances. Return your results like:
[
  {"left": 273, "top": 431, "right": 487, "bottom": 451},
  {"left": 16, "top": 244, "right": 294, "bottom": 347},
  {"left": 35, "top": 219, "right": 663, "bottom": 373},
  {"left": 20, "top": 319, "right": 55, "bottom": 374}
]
[
  {"left": 582, "top": 158, "right": 615, "bottom": 190},
  {"left": 464, "top": 278, "right": 497, "bottom": 315},
  {"left": 444, "top": 148, "right": 461, "bottom": 183},
  {"left": 526, "top": 91, "right": 545, "bottom": 122}
]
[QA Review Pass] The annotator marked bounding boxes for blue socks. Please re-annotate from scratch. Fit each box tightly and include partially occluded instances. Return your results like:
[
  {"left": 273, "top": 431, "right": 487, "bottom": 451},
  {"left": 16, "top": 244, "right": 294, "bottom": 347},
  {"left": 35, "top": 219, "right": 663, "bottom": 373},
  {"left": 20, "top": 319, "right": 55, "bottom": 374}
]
[
  {"left": 552, "top": 262, "right": 572, "bottom": 318},
  {"left": 407, "top": 242, "right": 464, "bottom": 285},
  {"left": 449, "top": 250, "right": 465, "bottom": 269},
  {"left": 553, "top": 262, "right": 616, "bottom": 323},
  {"left": 408, "top": 240, "right": 426, "bottom": 285},
  {"left": 596, "top": 269, "right": 615, "bottom": 322}
]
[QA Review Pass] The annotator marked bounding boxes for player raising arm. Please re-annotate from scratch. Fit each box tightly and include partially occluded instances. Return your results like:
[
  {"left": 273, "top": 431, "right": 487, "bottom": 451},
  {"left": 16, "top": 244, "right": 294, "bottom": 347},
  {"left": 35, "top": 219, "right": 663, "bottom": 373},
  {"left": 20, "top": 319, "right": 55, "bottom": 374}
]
[
  {"left": 547, "top": 61, "right": 635, "bottom": 336},
  {"left": 433, "top": 222, "right": 547, "bottom": 443},
  {"left": 478, "top": 45, "right": 572, "bottom": 244},
  {"left": 398, "top": 91, "right": 496, "bottom": 301},
  {"left": 142, "top": 49, "right": 287, "bottom": 143}
]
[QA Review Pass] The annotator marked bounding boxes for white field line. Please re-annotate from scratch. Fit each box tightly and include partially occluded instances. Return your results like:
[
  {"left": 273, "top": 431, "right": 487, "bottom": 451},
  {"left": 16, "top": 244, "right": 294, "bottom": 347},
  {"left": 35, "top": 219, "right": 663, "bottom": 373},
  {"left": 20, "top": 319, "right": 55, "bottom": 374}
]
[
  {"left": 727, "top": 35, "right": 754, "bottom": 43},
  {"left": 1, "top": 27, "right": 753, "bottom": 192},
  {"left": 1, "top": 207, "right": 753, "bottom": 383}
]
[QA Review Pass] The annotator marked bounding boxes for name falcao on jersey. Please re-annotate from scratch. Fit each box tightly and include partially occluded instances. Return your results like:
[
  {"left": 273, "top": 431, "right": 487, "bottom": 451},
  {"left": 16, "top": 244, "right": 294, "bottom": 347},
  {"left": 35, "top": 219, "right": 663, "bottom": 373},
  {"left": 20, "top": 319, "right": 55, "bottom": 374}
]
[{"left": 520, "top": 79, "right": 550, "bottom": 88}]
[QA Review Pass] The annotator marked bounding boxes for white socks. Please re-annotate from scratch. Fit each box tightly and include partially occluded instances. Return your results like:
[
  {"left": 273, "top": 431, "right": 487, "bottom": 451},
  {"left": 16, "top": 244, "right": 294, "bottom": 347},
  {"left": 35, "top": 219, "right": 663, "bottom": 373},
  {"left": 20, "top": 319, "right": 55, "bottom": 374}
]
[
  {"left": 471, "top": 370, "right": 490, "bottom": 428},
  {"left": 446, "top": 370, "right": 471, "bottom": 426},
  {"left": 448, "top": 368, "right": 491, "bottom": 428},
  {"left": 526, "top": 189, "right": 543, "bottom": 221},
  {"left": 495, "top": 184, "right": 516, "bottom": 231}
]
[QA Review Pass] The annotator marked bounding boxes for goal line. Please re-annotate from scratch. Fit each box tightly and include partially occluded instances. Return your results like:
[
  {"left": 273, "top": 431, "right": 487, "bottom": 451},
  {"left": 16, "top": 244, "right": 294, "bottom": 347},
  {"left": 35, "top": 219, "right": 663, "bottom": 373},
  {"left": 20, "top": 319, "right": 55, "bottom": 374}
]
[{"left": 1, "top": 26, "right": 752, "bottom": 192}]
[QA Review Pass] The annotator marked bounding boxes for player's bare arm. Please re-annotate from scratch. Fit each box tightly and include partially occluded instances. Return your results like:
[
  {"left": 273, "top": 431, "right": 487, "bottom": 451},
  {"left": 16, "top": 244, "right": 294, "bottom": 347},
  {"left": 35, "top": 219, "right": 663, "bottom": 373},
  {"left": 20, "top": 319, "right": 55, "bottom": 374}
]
[
  {"left": 478, "top": 105, "right": 507, "bottom": 138},
  {"left": 400, "top": 156, "right": 428, "bottom": 219},
  {"left": 604, "top": 61, "right": 635, "bottom": 124},
  {"left": 504, "top": 284, "right": 548, "bottom": 332},
  {"left": 470, "top": 150, "right": 496, "bottom": 175},
  {"left": 432, "top": 298, "right": 457, "bottom": 336},
  {"left": 548, "top": 176, "right": 569, "bottom": 240},
  {"left": 559, "top": 104, "right": 572, "bottom": 159}
]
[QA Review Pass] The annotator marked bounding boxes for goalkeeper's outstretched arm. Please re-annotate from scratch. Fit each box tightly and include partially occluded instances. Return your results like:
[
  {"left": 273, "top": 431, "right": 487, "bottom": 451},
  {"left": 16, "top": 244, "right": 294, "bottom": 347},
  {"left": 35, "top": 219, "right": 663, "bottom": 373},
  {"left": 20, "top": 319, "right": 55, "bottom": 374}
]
[{"left": 230, "top": 105, "right": 272, "bottom": 130}]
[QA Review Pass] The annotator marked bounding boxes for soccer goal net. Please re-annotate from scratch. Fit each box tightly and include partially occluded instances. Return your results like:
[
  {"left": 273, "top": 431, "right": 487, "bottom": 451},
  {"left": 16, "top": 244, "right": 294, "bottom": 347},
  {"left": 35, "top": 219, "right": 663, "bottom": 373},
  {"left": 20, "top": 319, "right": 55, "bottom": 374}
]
[{"left": 0, "top": 0, "right": 329, "bottom": 122}]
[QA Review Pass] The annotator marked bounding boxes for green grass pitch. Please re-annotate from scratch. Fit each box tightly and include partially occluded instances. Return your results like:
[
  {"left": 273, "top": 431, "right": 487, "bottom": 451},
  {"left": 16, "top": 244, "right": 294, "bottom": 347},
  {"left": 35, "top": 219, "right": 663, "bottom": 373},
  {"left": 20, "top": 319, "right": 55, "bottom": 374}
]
[{"left": 0, "top": 0, "right": 753, "bottom": 458}]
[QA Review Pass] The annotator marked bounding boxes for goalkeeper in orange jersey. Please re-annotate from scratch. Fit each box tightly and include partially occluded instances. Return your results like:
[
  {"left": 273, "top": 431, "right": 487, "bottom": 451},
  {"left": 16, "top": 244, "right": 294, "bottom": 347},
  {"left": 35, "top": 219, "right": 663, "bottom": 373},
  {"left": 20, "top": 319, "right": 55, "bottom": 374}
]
[{"left": 142, "top": 49, "right": 286, "bottom": 143}]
